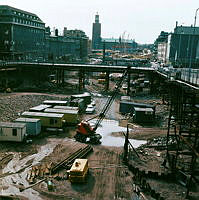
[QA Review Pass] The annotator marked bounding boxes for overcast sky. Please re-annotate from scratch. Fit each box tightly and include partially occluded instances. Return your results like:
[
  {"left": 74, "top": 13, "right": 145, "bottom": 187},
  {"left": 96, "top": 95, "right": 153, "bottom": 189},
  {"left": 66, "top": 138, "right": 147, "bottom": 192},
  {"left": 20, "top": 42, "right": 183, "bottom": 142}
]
[{"left": 1, "top": 0, "right": 199, "bottom": 44}]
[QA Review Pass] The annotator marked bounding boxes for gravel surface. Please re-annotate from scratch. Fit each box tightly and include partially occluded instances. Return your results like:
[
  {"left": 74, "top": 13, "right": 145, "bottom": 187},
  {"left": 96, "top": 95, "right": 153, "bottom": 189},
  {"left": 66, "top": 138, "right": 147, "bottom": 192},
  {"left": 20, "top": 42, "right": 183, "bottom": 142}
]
[{"left": 0, "top": 93, "right": 69, "bottom": 122}]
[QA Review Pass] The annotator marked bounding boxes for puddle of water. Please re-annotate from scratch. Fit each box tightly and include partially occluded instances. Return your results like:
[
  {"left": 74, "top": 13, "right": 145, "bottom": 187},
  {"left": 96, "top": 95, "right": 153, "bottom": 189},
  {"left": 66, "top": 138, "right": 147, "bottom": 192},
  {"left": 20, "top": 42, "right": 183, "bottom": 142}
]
[
  {"left": 92, "top": 119, "right": 146, "bottom": 147},
  {"left": 1, "top": 142, "right": 57, "bottom": 200}
]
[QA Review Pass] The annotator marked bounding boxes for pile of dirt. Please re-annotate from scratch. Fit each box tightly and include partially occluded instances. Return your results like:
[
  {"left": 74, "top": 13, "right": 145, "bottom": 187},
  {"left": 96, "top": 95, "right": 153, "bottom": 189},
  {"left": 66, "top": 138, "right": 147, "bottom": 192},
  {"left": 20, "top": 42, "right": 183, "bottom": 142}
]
[{"left": 0, "top": 93, "right": 69, "bottom": 122}]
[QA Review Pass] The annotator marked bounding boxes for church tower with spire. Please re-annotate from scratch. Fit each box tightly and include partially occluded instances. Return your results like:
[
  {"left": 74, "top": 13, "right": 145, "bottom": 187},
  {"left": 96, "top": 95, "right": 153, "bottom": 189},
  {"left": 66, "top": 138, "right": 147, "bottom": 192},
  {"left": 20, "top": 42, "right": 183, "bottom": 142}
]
[{"left": 92, "top": 12, "right": 101, "bottom": 49}]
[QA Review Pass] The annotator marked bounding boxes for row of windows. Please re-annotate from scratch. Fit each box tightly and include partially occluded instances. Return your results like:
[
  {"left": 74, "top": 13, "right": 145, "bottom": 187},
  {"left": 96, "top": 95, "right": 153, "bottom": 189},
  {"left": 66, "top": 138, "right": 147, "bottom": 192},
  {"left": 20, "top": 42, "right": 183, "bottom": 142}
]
[
  {"left": 13, "top": 17, "right": 44, "bottom": 27},
  {"left": 12, "top": 10, "right": 39, "bottom": 21},
  {"left": 14, "top": 27, "right": 45, "bottom": 34}
]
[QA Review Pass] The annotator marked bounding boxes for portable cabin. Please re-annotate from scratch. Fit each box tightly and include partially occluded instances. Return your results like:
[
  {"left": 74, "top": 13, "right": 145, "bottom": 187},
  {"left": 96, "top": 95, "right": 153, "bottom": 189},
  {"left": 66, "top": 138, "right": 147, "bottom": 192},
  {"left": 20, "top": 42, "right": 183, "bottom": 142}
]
[
  {"left": 69, "top": 159, "right": 89, "bottom": 183},
  {"left": 29, "top": 104, "right": 52, "bottom": 112},
  {"left": 133, "top": 107, "right": 155, "bottom": 123},
  {"left": 53, "top": 105, "right": 79, "bottom": 112},
  {"left": 121, "top": 96, "right": 131, "bottom": 101},
  {"left": 15, "top": 118, "right": 41, "bottom": 136},
  {"left": 21, "top": 112, "right": 64, "bottom": 128},
  {"left": 43, "top": 100, "right": 68, "bottom": 106},
  {"left": 69, "top": 98, "right": 85, "bottom": 112},
  {"left": 71, "top": 92, "right": 91, "bottom": 105},
  {"left": 0, "top": 122, "right": 26, "bottom": 142},
  {"left": 44, "top": 108, "right": 79, "bottom": 125},
  {"left": 119, "top": 101, "right": 155, "bottom": 115}
]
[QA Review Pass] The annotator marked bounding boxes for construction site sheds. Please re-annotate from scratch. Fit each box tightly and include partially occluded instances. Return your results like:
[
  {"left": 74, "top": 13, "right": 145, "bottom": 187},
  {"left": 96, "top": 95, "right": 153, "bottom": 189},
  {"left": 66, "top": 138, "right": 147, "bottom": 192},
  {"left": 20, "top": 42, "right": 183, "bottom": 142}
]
[
  {"left": 29, "top": 104, "right": 52, "bottom": 112},
  {"left": 21, "top": 112, "right": 64, "bottom": 128},
  {"left": 0, "top": 122, "right": 26, "bottom": 142},
  {"left": 44, "top": 108, "right": 79, "bottom": 125},
  {"left": 43, "top": 100, "right": 68, "bottom": 106},
  {"left": 15, "top": 118, "right": 41, "bottom": 136}
]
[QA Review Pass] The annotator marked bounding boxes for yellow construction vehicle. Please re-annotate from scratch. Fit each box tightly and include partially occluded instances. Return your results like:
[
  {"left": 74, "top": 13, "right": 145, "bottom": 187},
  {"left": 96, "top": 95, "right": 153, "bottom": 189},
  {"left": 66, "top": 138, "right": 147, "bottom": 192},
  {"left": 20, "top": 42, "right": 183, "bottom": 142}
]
[{"left": 68, "top": 159, "right": 89, "bottom": 183}]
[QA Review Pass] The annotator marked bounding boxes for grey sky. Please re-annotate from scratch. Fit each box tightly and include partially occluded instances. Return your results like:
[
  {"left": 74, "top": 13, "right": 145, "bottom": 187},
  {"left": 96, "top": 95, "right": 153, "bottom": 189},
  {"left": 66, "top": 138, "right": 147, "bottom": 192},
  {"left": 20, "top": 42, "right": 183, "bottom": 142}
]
[{"left": 1, "top": 0, "right": 199, "bottom": 43}]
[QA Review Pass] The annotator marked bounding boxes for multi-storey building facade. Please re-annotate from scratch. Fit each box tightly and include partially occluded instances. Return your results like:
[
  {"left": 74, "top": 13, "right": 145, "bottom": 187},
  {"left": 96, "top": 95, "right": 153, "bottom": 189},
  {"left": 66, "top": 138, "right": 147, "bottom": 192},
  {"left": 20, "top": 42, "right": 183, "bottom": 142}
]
[
  {"left": 0, "top": 5, "right": 88, "bottom": 62},
  {"left": 101, "top": 38, "right": 137, "bottom": 53},
  {"left": 166, "top": 25, "right": 199, "bottom": 68},
  {"left": 157, "top": 42, "right": 167, "bottom": 63},
  {"left": 0, "top": 5, "right": 45, "bottom": 61}
]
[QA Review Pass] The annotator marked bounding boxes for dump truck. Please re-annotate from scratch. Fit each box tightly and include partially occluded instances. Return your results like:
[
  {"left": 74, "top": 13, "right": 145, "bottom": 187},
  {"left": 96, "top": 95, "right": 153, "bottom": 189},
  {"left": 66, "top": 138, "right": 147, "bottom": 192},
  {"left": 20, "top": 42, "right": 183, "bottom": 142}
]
[{"left": 68, "top": 159, "right": 89, "bottom": 183}]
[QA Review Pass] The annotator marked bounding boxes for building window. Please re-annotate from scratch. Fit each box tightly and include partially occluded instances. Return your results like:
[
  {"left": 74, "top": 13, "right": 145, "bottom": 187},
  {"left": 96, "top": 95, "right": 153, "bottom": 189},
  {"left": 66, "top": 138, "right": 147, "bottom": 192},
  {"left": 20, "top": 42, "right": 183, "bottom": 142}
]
[
  {"left": 50, "top": 119, "right": 57, "bottom": 125},
  {"left": 12, "top": 129, "right": 17, "bottom": 136},
  {"left": 0, "top": 128, "right": 3, "bottom": 136}
]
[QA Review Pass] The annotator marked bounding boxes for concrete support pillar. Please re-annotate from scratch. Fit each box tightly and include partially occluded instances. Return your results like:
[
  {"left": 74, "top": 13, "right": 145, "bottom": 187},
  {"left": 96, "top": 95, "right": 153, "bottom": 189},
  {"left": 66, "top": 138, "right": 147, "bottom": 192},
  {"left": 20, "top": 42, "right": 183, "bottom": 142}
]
[
  {"left": 78, "top": 70, "right": 85, "bottom": 92},
  {"left": 127, "top": 70, "right": 131, "bottom": 96},
  {"left": 61, "top": 69, "right": 65, "bottom": 86},
  {"left": 105, "top": 71, "right": 110, "bottom": 91},
  {"left": 56, "top": 69, "right": 59, "bottom": 86},
  {"left": 149, "top": 74, "right": 156, "bottom": 94}
]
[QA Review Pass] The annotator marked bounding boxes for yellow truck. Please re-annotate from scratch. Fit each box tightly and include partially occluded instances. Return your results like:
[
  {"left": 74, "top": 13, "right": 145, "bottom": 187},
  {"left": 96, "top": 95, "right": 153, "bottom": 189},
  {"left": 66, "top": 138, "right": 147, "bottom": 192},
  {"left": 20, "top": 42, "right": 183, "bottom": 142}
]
[{"left": 69, "top": 159, "right": 88, "bottom": 183}]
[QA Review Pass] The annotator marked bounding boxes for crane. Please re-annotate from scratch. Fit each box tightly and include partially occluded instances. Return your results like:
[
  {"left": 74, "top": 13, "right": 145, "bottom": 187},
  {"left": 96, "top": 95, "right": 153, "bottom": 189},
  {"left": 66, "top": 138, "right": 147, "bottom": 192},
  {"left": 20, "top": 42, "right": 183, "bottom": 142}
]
[{"left": 74, "top": 67, "right": 129, "bottom": 144}]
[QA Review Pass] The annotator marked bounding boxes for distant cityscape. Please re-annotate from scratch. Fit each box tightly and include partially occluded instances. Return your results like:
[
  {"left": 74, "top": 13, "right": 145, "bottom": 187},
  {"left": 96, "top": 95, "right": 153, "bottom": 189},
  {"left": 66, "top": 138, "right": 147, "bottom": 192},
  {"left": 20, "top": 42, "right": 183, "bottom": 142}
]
[{"left": 0, "top": 5, "right": 199, "bottom": 68}]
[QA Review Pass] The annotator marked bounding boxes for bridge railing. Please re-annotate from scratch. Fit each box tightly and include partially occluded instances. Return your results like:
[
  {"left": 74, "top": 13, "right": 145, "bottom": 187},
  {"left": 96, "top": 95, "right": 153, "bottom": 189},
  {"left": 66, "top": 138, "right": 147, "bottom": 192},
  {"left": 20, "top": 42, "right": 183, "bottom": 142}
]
[{"left": 156, "top": 66, "right": 199, "bottom": 87}]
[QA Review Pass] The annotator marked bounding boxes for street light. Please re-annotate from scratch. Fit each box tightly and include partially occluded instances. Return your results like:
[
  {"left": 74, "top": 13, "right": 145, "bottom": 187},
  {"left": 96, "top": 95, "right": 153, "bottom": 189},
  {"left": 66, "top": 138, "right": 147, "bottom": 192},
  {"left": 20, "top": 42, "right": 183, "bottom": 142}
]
[{"left": 188, "top": 8, "right": 199, "bottom": 81}]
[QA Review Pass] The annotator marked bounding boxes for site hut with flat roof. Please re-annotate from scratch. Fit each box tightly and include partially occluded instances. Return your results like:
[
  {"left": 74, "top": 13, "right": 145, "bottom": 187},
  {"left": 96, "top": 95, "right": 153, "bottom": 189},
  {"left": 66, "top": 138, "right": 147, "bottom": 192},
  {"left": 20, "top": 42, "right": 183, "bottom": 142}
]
[
  {"left": 15, "top": 118, "right": 41, "bottom": 136},
  {"left": 21, "top": 111, "right": 65, "bottom": 129},
  {"left": 53, "top": 105, "right": 79, "bottom": 112},
  {"left": 44, "top": 108, "right": 79, "bottom": 125},
  {"left": 0, "top": 122, "right": 26, "bottom": 142},
  {"left": 29, "top": 104, "right": 52, "bottom": 112},
  {"left": 43, "top": 100, "right": 68, "bottom": 106}
]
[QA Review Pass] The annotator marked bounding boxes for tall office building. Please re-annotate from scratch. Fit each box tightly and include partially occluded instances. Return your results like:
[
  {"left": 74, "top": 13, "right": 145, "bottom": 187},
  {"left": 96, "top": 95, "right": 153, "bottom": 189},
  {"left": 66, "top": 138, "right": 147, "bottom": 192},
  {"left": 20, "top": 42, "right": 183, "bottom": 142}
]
[{"left": 92, "top": 13, "right": 101, "bottom": 49}]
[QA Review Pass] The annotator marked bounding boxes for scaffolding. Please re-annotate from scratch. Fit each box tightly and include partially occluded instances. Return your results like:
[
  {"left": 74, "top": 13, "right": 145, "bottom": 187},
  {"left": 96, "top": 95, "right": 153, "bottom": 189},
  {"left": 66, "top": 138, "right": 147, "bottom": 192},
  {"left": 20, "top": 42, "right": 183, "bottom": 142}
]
[{"left": 165, "top": 83, "right": 199, "bottom": 198}]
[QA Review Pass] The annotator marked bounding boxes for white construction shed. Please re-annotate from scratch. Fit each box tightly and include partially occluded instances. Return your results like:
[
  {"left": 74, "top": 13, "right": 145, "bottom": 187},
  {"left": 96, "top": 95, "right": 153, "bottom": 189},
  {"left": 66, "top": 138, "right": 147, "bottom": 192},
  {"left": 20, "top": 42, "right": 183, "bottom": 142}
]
[{"left": 0, "top": 122, "right": 26, "bottom": 142}]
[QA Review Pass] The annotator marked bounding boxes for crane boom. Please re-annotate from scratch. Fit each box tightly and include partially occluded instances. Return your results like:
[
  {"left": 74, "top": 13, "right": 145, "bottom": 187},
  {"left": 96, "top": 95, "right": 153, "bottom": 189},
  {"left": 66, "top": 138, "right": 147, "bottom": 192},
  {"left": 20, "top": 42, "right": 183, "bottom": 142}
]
[
  {"left": 93, "top": 68, "right": 129, "bottom": 131},
  {"left": 75, "top": 67, "right": 130, "bottom": 144}
]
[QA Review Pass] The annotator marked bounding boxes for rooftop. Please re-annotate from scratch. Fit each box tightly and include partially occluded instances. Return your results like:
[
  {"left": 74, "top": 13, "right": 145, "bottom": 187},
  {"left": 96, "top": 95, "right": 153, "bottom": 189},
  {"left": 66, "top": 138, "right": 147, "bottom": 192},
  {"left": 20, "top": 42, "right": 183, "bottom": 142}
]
[
  {"left": 174, "top": 26, "right": 199, "bottom": 35},
  {"left": 0, "top": 122, "right": 26, "bottom": 128},
  {"left": 0, "top": 5, "right": 44, "bottom": 23},
  {"left": 102, "top": 38, "right": 135, "bottom": 44}
]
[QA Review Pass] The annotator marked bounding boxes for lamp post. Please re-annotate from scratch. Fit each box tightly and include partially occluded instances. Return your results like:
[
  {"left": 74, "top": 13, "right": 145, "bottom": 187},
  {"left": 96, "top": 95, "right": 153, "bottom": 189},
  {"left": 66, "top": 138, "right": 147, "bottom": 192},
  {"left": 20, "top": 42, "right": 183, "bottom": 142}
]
[{"left": 188, "top": 8, "right": 199, "bottom": 81}]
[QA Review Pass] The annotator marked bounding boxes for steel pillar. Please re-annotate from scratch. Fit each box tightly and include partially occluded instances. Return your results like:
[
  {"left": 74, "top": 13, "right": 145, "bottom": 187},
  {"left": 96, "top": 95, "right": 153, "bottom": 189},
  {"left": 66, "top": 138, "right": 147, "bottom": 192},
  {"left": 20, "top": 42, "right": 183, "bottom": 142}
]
[
  {"left": 78, "top": 70, "right": 85, "bottom": 92},
  {"left": 61, "top": 69, "right": 65, "bottom": 86},
  {"left": 165, "top": 86, "right": 199, "bottom": 198},
  {"left": 105, "top": 71, "right": 110, "bottom": 91},
  {"left": 127, "top": 70, "right": 131, "bottom": 95}
]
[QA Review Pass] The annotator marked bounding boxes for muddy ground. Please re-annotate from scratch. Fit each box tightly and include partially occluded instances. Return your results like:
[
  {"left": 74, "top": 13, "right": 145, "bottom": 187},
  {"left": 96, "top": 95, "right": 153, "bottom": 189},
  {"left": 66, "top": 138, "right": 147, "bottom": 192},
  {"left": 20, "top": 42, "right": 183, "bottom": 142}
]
[{"left": 0, "top": 91, "right": 198, "bottom": 200}]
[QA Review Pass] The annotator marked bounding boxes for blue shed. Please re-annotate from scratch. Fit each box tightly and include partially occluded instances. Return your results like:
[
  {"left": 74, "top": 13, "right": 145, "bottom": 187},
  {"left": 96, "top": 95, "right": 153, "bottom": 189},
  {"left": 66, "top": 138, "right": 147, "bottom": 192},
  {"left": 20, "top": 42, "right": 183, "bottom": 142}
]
[{"left": 15, "top": 118, "right": 41, "bottom": 136}]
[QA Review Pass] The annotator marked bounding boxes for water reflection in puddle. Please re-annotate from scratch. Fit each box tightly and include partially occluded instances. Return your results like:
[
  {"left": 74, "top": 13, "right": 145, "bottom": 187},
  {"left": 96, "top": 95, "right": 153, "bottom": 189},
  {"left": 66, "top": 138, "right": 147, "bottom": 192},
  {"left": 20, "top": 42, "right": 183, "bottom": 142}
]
[{"left": 92, "top": 119, "right": 146, "bottom": 147}]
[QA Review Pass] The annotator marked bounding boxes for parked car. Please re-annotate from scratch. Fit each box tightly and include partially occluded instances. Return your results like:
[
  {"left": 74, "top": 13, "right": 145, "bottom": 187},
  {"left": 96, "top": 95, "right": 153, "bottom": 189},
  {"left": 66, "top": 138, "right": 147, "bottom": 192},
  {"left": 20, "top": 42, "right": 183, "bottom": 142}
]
[{"left": 85, "top": 104, "right": 95, "bottom": 114}]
